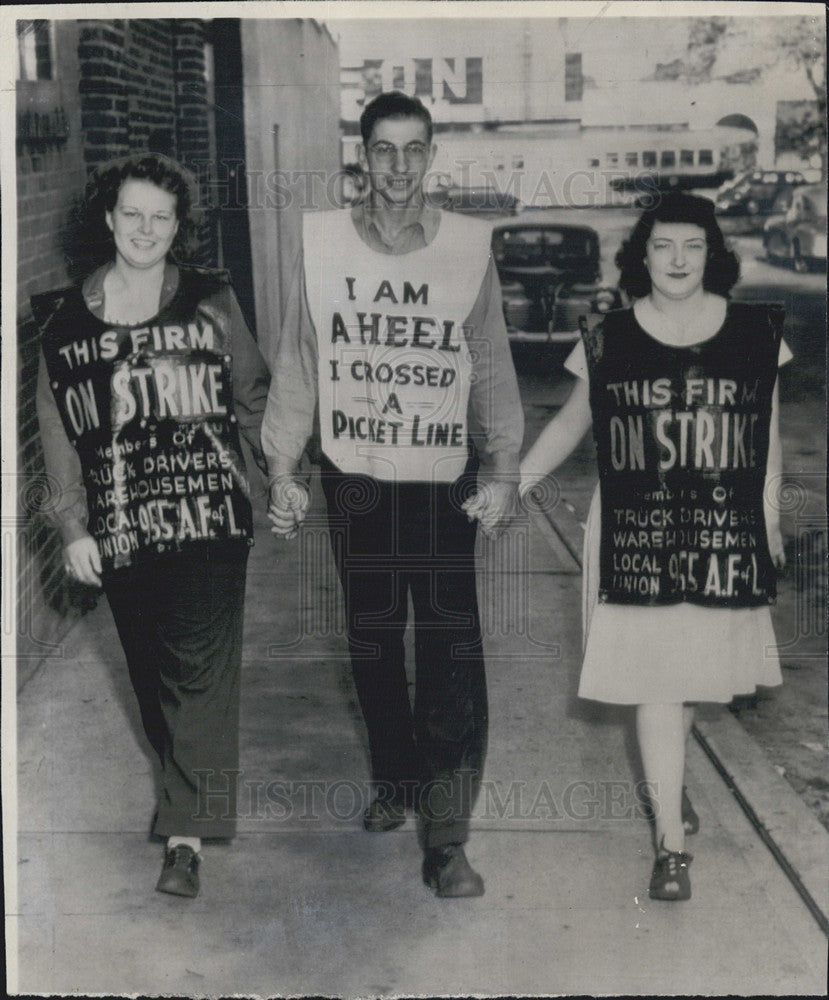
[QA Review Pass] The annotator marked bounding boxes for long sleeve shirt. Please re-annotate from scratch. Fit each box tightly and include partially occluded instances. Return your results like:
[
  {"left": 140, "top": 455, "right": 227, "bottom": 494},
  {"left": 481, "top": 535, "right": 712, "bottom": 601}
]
[
  {"left": 262, "top": 200, "right": 524, "bottom": 480},
  {"left": 35, "top": 262, "right": 270, "bottom": 545}
]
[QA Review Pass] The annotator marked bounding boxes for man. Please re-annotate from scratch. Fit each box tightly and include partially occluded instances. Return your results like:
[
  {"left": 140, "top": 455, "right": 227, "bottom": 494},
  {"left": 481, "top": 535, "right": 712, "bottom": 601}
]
[{"left": 263, "top": 91, "right": 523, "bottom": 897}]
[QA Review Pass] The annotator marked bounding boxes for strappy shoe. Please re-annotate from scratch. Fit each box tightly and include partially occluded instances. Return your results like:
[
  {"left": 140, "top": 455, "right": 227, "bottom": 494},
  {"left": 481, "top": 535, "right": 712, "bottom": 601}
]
[
  {"left": 156, "top": 844, "right": 200, "bottom": 897},
  {"left": 682, "top": 786, "right": 699, "bottom": 836},
  {"left": 649, "top": 839, "right": 693, "bottom": 901}
]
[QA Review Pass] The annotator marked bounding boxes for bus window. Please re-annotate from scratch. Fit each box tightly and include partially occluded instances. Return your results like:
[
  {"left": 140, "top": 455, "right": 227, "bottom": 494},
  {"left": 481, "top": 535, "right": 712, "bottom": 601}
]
[
  {"left": 661, "top": 150, "right": 676, "bottom": 168},
  {"left": 643, "top": 151, "right": 657, "bottom": 168},
  {"left": 680, "top": 149, "right": 694, "bottom": 166},
  {"left": 698, "top": 149, "right": 713, "bottom": 166}
]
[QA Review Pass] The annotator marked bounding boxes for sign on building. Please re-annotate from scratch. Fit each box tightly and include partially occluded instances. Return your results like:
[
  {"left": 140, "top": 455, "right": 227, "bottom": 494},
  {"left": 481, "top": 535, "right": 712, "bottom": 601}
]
[{"left": 343, "top": 57, "right": 483, "bottom": 120}]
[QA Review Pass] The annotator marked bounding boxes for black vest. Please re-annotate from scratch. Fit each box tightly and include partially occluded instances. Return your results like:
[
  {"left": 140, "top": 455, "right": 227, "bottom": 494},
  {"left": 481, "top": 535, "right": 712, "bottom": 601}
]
[
  {"left": 582, "top": 302, "right": 783, "bottom": 608},
  {"left": 33, "top": 266, "right": 253, "bottom": 570}
]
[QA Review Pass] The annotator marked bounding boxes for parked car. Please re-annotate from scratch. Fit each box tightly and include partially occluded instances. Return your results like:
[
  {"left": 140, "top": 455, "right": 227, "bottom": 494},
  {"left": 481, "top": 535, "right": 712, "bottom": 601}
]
[
  {"left": 427, "top": 185, "right": 524, "bottom": 218},
  {"left": 763, "top": 184, "right": 828, "bottom": 272},
  {"left": 714, "top": 169, "right": 807, "bottom": 217},
  {"left": 492, "top": 220, "right": 620, "bottom": 346}
]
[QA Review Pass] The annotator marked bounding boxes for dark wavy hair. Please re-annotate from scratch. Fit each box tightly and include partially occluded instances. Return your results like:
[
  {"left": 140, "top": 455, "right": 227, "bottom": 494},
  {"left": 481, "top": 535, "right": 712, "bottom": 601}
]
[
  {"left": 615, "top": 192, "right": 740, "bottom": 298},
  {"left": 63, "top": 153, "right": 200, "bottom": 280},
  {"left": 360, "top": 90, "right": 433, "bottom": 145}
]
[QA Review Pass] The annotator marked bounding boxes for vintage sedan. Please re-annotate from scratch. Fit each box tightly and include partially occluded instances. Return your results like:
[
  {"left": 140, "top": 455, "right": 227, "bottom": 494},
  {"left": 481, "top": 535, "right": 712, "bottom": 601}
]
[
  {"left": 714, "top": 169, "right": 807, "bottom": 217},
  {"left": 763, "top": 184, "right": 827, "bottom": 272},
  {"left": 492, "top": 220, "right": 620, "bottom": 346}
]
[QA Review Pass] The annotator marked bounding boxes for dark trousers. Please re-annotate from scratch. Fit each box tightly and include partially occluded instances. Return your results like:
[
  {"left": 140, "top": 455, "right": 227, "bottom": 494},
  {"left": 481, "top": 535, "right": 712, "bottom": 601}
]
[
  {"left": 321, "top": 457, "right": 488, "bottom": 849},
  {"left": 102, "top": 542, "right": 248, "bottom": 838}
]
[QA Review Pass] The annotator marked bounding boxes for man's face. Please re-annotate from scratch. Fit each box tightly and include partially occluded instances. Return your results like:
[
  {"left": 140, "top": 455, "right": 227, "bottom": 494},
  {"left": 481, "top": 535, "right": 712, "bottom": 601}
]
[{"left": 360, "top": 116, "right": 436, "bottom": 206}]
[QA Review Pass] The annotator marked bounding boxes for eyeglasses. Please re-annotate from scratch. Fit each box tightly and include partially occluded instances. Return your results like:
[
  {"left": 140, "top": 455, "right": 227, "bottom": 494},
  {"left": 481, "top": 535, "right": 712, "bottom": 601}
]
[{"left": 369, "top": 141, "right": 430, "bottom": 165}]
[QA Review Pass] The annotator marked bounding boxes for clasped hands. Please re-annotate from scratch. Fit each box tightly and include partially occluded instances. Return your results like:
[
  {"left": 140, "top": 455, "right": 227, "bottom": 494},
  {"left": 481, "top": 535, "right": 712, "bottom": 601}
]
[
  {"left": 267, "top": 474, "right": 521, "bottom": 540},
  {"left": 461, "top": 478, "right": 522, "bottom": 537},
  {"left": 268, "top": 475, "right": 311, "bottom": 539}
]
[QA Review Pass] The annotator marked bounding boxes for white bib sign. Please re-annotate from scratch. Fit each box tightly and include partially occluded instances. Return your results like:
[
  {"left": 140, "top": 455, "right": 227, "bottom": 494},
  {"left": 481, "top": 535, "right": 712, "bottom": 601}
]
[{"left": 303, "top": 209, "right": 491, "bottom": 482}]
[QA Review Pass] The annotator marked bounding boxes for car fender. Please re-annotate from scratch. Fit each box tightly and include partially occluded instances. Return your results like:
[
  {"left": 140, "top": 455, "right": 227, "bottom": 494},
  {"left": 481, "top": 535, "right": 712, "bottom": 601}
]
[
  {"left": 794, "top": 225, "right": 827, "bottom": 258},
  {"left": 763, "top": 214, "right": 787, "bottom": 233}
]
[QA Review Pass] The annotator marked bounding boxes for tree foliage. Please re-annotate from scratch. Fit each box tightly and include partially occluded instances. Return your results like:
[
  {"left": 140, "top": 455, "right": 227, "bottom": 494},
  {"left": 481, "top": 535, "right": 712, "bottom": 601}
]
[{"left": 686, "top": 15, "right": 826, "bottom": 175}]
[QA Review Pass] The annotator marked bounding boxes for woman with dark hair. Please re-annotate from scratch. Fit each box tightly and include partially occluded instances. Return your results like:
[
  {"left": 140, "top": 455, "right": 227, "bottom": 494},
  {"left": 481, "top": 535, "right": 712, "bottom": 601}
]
[
  {"left": 516, "top": 193, "right": 789, "bottom": 901},
  {"left": 614, "top": 193, "right": 741, "bottom": 299},
  {"left": 33, "top": 153, "right": 270, "bottom": 898}
]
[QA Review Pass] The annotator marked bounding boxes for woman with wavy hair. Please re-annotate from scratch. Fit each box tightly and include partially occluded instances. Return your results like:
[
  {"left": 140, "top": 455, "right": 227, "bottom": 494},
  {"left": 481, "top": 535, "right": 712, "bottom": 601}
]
[
  {"left": 33, "top": 153, "right": 269, "bottom": 898},
  {"left": 516, "top": 193, "right": 789, "bottom": 901}
]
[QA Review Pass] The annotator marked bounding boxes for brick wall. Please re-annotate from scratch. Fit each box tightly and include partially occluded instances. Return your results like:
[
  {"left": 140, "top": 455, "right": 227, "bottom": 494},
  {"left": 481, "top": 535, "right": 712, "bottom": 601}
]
[
  {"left": 77, "top": 18, "right": 217, "bottom": 262},
  {"left": 171, "top": 20, "right": 216, "bottom": 266},
  {"left": 16, "top": 20, "right": 90, "bottom": 673},
  {"left": 17, "top": 18, "right": 218, "bottom": 674}
]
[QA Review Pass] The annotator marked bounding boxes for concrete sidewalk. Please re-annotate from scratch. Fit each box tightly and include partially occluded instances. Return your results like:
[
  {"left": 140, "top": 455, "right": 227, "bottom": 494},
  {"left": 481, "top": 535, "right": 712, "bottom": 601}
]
[{"left": 11, "top": 478, "right": 828, "bottom": 997}]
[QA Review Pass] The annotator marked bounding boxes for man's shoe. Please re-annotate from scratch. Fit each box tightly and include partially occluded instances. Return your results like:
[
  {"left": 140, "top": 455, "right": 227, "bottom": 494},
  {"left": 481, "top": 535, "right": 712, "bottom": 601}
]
[
  {"left": 363, "top": 797, "right": 406, "bottom": 832},
  {"left": 156, "top": 844, "right": 200, "bottom": 898},
  {"left": 422, "top": 844, "right": 484, "bottom": 898}
]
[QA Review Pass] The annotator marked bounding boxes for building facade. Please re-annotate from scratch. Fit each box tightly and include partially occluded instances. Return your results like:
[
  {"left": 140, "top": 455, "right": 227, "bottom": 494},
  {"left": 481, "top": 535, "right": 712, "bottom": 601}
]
[{"left": 334, "top": 14, "right": 823, "bottom": 204}]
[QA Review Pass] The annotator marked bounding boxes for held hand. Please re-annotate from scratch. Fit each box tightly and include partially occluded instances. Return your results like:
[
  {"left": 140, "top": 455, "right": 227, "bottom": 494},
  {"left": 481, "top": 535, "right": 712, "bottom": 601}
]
[
  {"left": 462, "top": 481, "right": 520, "bottom": 538},
  {"left": 64, "top": 536, "right": 102, "bottom": 588},
  {"left": 767, "top": 522, "right": 786, "bottom": 572},
  {"left": 461, "top": 489, "right": 488, "bottom": 521},
  {"left": 268, "top": 476, "right": 310, "bottom": 539}
]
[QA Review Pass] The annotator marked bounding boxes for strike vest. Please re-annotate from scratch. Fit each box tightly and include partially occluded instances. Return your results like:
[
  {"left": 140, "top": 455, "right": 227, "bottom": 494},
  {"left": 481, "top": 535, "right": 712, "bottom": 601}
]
[
  {"left": 33, "top": 266, "right": 253, "bottom": 570},
  {"left": 582, "top": 303, "right": 783, "bottom": 608},
  {"left": 303, "top": 208, "right": 491, "bottom": 482}
]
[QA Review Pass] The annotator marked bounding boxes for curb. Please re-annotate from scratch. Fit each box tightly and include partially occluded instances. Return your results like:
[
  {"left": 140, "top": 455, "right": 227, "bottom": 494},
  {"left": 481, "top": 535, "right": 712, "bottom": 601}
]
[{"left": 694, "top": 709, "right": 829, "bottom": 934}]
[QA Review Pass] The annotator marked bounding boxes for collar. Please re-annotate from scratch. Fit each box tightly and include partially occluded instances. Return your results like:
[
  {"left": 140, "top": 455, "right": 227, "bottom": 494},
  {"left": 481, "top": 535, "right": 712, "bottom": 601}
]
[
  {"left": 82, "top": 261, "right": 180, "bottom": 320},
  {"left": 351, "top": 196, "right": 441, "bottom": 249}
]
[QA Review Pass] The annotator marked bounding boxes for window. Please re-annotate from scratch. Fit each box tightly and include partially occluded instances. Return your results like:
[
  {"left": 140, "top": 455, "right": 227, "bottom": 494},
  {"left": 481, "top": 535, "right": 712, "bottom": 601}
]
[
  {"left": 17, "top": 20, "right": 53, "bottom": 81},
  {"left": 565, "top": 53, "right": 583, "bottom": 102},
  {"left": 698, "top": 149, "right": 713, "bottom": 166},
  {"left": 660, "top": 150, "right": 676, "bottom": 168},
  {"left": 625, "top": 152, "right": 638, "bottom": 167},
  {"left": 588, "top": 157, "right": 600, "bottom": 168},
  {"left": 606, "top": 153, "right": 618, "bottom": 167},
  {"left": 680, "top": 149, "right": 694, "bottom": 166},
  {"left": 643, "top": 151, "right": 657, "bottom": 168},
  {"left": 512, "top": 155, "right": 524, "bottom": 170}
]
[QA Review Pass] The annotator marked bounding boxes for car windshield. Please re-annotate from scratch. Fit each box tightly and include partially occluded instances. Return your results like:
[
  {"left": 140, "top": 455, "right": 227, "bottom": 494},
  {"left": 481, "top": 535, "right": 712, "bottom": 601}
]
[
  {"left": 503, "top": 230, "right": 564, "bottom": 247},
  {"left": 494, "top": 228, "right": 596, "bottom": 265}
]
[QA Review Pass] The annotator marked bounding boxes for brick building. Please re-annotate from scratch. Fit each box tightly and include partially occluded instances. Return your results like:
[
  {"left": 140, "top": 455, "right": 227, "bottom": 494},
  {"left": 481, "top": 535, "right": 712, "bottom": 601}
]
[{"left": 14, "top": 17, "right": 340, "bottom": 669}]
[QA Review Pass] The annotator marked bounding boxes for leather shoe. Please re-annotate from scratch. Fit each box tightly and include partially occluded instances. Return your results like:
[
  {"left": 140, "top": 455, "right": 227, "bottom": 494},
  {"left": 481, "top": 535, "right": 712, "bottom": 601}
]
[
  {"left": 363, "top": 797, "right": 406, "bottom": 832},
  {"left": 156, "top": 844, "right": 200, "bottom": 898},
  {"left": 422, "top": 844, "right": 484, "bottom": 898}
]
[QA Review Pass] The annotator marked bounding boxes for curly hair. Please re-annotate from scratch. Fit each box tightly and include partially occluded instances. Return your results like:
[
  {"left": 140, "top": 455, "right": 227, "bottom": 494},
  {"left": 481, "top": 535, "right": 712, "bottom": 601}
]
[
  {"left": 615, "top": 192, "right": 740, "bottom": 299},
  {"left": 66, "top": 153, "right": 200, "bottom": 278},
  {"left": 360, "top": 90, "right": 433, "bottom": 145}
]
